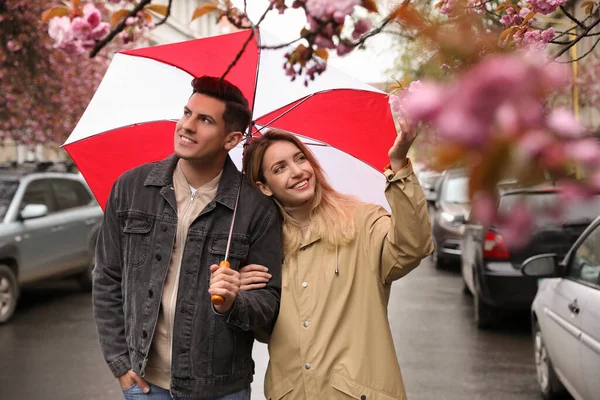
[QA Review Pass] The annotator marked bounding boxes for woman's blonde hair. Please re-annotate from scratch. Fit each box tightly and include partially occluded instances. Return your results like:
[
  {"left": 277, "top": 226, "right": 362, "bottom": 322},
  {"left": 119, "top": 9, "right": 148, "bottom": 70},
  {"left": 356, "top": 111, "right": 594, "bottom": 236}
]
[{"left": 242, "top": 129, "right": 359, "bottom": 256}]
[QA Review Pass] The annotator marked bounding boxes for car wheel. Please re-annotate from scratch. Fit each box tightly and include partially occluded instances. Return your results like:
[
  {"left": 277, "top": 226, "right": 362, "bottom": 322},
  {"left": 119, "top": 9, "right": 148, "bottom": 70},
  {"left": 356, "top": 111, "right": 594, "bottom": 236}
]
[
  {"left": 76, "top": 258, "right": 94, "bottom": 292},
  {"left": 462, "top": 280, "right": 471, "bottom": 296},
  {"left": 473, "top": 288, "right": 495, "bottom": 329},
  {"left": 432, "top": 249, "right": 446, "bottom": 270},
  {"left": 0, "top": 264, "right": 18, "bottom": 324},
  {"left": 534, "top": 321, "right": 566, "bottom": 400}
]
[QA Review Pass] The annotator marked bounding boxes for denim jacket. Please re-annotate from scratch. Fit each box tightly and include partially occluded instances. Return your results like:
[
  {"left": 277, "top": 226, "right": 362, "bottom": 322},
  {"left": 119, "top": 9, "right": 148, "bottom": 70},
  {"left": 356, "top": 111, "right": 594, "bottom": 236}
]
[{"left": 93, "top": 155, "right": 283, "bottom": 398}]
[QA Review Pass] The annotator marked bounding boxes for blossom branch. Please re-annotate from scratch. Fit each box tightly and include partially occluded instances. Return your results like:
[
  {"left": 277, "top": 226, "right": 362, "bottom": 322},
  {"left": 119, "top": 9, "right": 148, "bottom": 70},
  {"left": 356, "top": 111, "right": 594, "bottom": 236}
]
[
  {"left": 351, "top": 14, "right": 395, "bottom": 48},
  {"left": 559, "top": 5, "right": 586, "bottom": 30},
  {"left": 555, "top": 36, "right": 600, "bottom": 63},
  {"left": 552, "top": 15, "right": 600, "bottom": 60},
  {"left": 221, "top": 4, "right": 273, "bottom": 80},
  {"left": 89, "top": 0, "right": 153, "bottom": 57},
  {"left": 155, "top": 0, "right": 172, "bottom": 27},
  {"left": 260, "top": 35, "right": 310, "bottom": 50}
]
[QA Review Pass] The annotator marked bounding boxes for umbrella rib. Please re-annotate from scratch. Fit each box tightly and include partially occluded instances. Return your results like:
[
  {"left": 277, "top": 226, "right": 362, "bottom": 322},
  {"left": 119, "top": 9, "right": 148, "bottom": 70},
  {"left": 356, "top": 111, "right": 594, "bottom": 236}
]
[{"left": 254, "top": 93, "right": 315, "bottom": 133}]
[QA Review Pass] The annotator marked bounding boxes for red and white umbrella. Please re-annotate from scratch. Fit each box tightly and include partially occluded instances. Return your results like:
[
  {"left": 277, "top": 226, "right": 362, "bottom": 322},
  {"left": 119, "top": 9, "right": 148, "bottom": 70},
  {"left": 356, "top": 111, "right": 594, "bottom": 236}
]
[{"left": 64, "top": 29, "right": 397, "bottom": 210}]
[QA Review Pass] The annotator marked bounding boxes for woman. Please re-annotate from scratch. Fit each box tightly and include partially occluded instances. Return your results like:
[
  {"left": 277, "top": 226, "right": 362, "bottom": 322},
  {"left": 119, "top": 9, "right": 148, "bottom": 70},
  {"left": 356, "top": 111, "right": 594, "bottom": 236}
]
[{"left": 240, "top": 124, "right": 433, "bottom": 400}]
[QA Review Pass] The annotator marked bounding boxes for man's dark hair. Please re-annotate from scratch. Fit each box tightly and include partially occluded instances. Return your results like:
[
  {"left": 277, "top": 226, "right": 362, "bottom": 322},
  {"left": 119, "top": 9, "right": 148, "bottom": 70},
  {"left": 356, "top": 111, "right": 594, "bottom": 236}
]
[{"left": 191, "top": 76, "right": 252, "bottom": 134}]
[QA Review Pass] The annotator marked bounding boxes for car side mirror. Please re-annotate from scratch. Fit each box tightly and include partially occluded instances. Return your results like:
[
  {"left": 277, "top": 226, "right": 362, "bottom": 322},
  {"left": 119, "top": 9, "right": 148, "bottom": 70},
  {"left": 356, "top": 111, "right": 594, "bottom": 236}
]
[
  {"left": 20, "top": 204, "right": 49, "bottom": 220},
  {"left": 521, "top": 253, "right": 560, "bottom": 277}
]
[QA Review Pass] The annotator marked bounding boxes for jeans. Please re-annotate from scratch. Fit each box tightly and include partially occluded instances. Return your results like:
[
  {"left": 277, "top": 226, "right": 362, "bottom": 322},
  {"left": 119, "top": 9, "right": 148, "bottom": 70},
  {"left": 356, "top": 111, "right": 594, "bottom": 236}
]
[{"left": 122, "top": 383, "right": 251, "bottom": 400}]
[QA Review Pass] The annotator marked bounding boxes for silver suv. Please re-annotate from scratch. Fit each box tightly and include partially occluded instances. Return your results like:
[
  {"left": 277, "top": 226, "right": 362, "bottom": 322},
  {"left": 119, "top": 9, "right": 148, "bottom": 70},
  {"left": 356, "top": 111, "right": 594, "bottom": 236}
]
[{"left": 0, "top": 163, "right": 103, "bottom": 324}]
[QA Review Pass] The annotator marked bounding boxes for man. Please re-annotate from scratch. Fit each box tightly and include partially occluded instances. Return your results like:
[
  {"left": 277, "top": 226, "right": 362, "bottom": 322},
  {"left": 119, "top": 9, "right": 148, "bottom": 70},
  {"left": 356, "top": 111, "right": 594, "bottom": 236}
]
[{"left": 93, "top": 76, "right": 282, "bottom": 400}]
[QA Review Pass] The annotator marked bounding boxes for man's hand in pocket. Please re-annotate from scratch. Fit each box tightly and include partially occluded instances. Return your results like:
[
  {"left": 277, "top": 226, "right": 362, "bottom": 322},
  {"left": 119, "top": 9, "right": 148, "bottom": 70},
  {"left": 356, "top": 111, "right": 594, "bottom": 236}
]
[{"left": 119, "top": 370, "right": 150, "bottom": 393}]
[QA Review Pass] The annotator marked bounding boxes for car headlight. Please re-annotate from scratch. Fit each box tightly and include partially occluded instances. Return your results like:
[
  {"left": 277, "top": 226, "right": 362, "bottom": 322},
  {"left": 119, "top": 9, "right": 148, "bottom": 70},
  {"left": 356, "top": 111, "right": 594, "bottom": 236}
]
[{"left": 439, "top": 212, "right": 465, "bottom": 231}]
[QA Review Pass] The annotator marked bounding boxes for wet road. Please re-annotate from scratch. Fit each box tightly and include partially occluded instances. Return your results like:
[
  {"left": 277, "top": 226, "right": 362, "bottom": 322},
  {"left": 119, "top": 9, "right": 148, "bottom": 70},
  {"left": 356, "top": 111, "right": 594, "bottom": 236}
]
[{"left": 0, "top": 257, "right": 541, "bottom": 400}]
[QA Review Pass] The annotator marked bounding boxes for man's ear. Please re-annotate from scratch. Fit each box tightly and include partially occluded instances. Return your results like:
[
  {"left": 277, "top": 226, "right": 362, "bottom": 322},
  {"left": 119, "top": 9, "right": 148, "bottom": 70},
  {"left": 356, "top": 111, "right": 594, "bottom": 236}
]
[
  {"left": 224, "top": 131, "right": 243, "bottom": 150},
  {"left": 256, "top": 181, "right": 273, "bottom": 197}
]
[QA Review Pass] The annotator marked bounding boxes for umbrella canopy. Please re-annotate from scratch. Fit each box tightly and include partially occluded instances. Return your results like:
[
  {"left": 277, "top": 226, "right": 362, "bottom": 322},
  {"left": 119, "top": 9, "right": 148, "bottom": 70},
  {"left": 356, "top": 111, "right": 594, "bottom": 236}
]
[{"left": 64, "top": 29, "right": 397, "bottom": 209}]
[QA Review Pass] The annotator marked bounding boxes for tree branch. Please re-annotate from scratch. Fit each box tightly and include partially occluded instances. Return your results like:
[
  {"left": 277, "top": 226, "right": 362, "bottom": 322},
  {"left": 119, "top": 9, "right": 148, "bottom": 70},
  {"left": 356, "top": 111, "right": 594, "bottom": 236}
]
[
  {"left": 559, "top": 5, "right": 586, "bottom": 30},
  {"left": 155, "top": 0, "right": 172, "bottom": 27},
  {"left": 352, "top": 16, "right": 395, "bottom": 48},
  {"left": 221, "top": 4, "right": 273, "bottom": 80},
  {"left": 89, "top": 0, "right": 153, "bottom": 57},
  {"left": 552, "top": 15, "right": 600, "bottom": 60},
  {"left": 260, "top": 35, "right": 309, "bottom": 50},
  {"left": 555, "top": 37, "right": 600, "bottom": 63}
]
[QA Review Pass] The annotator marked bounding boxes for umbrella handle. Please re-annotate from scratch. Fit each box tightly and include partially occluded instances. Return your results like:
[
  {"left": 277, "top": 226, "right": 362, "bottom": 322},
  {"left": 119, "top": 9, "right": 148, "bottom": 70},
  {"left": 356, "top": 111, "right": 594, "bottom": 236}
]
[{"left": 211, "top": 260, "right": 231, "bottom": 305}]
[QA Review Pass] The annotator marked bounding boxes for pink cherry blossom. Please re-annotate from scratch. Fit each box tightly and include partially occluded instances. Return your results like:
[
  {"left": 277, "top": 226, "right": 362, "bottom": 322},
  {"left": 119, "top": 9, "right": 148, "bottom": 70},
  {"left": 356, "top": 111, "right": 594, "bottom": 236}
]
[
  {"left": 499, "top": 200, "right": 534, "bottom": 249},
  {"left": 500, "top": 7, "right": 522, "bottom": 27},
  {"left": 556, "top": 179, "right": 591, "bottom": 202},
  {"left": 48, "top": 15, "right": 72, "bottom": 44},
  {"left": 314, "top": 34, "right": 335, "bottom": 49},
  {"left": 2, "top": 0, "right": 108, "bottom": 146},
  {"left": 83, "top": 3, "right": 102, "bottom": 27},
  {"left": 399, "top": 82, "right": 445, "bottom": 121},
  {"left": 495, "top": 103, "right": 520, "bottom": 135},
  {"left": 305, "top": 0, "right": 360, "bottom": 22},
  {"left": 71, "top": 17, "right": 92, "bottom": 40},
  {"left": 591, "top": 171, "right": 600, "bottom": 192},
  {"left": 525, "top": 0, "right": 567, "bottom": 15},
  {"left": 389, "top": 94, "right": 403, "bottom": 114},
  {"left": 517, "top": 130, "right": 554, "bottom": 158},
  {"left": 564, "top": 139, "right": 600, "bottom": 166},
  {"left": 516, "top": 28, "right": 555, "bottom": 51},
  {"left": 336, "top": 42, "right": 354, "bottom": 56},
  {"left": 91, "top": 22, "right": 110, "bottom": 40},
  {"left": 519, "top": 7, "right": 533, "bottom": 18},
  {"left": 6, "top": 40, "right": 22, "bottom": 52},
  {"left": 547, "top": 108, "right": 584, "bottom": 138},
  {"left": 472, "top": 192, "right": 497, "bottom": 227},
  {"left": 352, "top": 18, "right": 372, "bottom": 39},
  {"left": 438, "top": 0, "right": 457, "bottom": 16}
]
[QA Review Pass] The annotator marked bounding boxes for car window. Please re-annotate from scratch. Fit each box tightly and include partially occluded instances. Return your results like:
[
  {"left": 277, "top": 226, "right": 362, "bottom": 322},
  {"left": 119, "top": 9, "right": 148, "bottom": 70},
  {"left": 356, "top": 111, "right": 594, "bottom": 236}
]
[
  {"left": 0, "top": 181, "right": 19, "bottom": 220},
  {"left": 569, "top": 224, "right": 600, "bottom": 285},
  {"left": 21, "top": 180, "right": 57, "bottom": 213},
  {"left": 442, "top": 176, "right": 469, "bottom": 204},
  {"left": 51, "top": 179, "right": 92, "bottom": 211},
  {"left": 499, "top": 192, "right": 600, "bottom": 224}
]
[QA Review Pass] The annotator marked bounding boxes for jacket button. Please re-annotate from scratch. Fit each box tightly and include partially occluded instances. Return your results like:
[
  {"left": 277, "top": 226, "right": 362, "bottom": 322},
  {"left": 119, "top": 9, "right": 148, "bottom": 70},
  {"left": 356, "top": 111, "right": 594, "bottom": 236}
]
[
  {"left": 303, "top": 321, "right": 309, "bottom": 328},
  {"left": 155, "top": 254, "right": 162, "bottom": 261},
  {"left": 302, "top": 282, "right": 308, "bottom": 288},
  {"left": 361, "top": 396, "right": 367, "bottom": 400},
  {"left": 148, "top": 289, "right": 153, "bottom": 298},
  {"left": 304, "top": 363, "right": 311, "bottom": 370},
  {"left": 142, "top": 330, "right": 148, "bottom": 339},
  {"left": 161, "top": 225, "right": 167, "bottom": 232}
]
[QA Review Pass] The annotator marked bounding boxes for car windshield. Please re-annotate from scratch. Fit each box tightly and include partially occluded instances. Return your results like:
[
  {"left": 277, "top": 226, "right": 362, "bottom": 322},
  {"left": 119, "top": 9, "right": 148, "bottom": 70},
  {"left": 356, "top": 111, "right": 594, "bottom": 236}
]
[
  {"left": 0, "top": 180, "right": 19, "bottom": 220},
  {"left": 443, "top": 176, "right": 469, "bottom": 204}
]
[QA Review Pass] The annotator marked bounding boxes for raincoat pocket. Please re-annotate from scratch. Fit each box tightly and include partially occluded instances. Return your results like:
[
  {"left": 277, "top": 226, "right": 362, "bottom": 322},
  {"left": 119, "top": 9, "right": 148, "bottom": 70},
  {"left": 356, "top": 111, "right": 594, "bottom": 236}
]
[
  {"left": 330, "top": 373, "right": 401, "bottom": 400},
  {"left": 264, "top": 377, "right": 294, "bottom": 400}
]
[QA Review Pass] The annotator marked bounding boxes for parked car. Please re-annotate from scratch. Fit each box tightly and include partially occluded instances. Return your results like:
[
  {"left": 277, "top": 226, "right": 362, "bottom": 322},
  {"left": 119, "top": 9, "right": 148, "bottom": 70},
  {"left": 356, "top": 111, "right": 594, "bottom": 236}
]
[
  {"left": 430, "top": 168, "right": 470, "bottom": 269},
  {"left": 0, "top": 163, "right": 103, "bottom": 324},
  {"left": 461, "top": 187, "right": 600, "bottom": 329},
  {"left": 521, "top": 215, "right": 600, "bottom": 400},
  {"left": 416, "top": 169, "right": 442, "bottom": 207}
]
